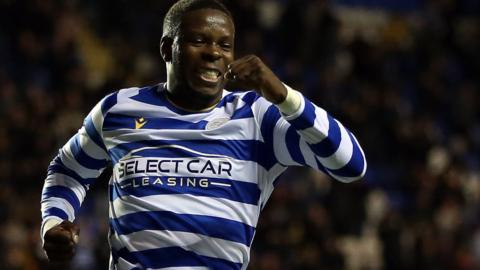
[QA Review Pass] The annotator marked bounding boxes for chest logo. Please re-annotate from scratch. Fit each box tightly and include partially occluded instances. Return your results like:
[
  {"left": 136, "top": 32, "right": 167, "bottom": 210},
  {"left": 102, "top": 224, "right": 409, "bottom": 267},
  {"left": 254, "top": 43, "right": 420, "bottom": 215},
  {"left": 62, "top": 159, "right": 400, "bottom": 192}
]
[
  {"left": 135, "top": 117, "right": 147, "bottom": 129},
  {"left": 206, "top": 117, "right": 230, "bottom": 130}
]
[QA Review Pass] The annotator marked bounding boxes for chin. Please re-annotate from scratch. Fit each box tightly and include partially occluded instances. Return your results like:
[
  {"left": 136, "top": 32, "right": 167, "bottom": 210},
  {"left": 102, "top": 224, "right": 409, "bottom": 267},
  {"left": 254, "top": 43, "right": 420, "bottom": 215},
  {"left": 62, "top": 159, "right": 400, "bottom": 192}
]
[{"left": 190, "top": 81, "right": 224, "bottom": 97}]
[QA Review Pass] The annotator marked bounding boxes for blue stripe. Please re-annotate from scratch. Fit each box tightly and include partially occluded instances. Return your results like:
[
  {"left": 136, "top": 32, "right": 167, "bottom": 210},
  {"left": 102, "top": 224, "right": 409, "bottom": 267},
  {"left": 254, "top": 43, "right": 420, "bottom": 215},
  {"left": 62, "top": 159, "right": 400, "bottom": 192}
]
[
  {"left": 47, "top": 156, "right": 96, "bottom": 187},
  {"left": 260, "top": 105, "right": 281, "bottom": 144},
  {"left": 151, "top": 118, "right": 206, "bottom": 130},
  {"left": 117, "top": 246, "right": 242, "bottom": 270},
  {"left": 326, "top": 132, "right": 365, "bottom": 177},
  {"left": 84, "top": 115, "right": 107, "bottom": 152},
  {"left": 111, "top": 211, "right": 255, "bottom": 246},
  {"left": 215, "top": 92, "right": 238, "bottom": 108},
  {"left": 288, "top": 97, "right": 316, "bottom": 130},
  {"left": 69, "top": 135, "right": 108, "bottom": 170},
  {"left": 111, "top": 176, "right": 260, "bottom": 205},
  {"left": 101, "top": 92, "right": 118, "bottom": 115},
  {"left": 231, "top": 104, "right": 254, "bottom": 120},
  {"left": 259, "top": 105, "right": 281, "bottom": 167},
  {"left": 285, "top": 126, "right": 305, "bottom": 165},
  {"left": 130, "top": 86, "right": 163, "bottom": 106},
  {"left": 241, "top": 91, "right": 260, "bottom": 106},
  {"left": 109, "top": 139, "right": 275, "bottom": 169},
  {"left": 42, "top": 207, "right": 69, "bottom": 220},
  {"left": 111, "top": 247, "right": 121, "bottom": 264},
  {"left": 103, "top": 113, "right": 135, "bottom": 130},
  {"left": 103, "top": 113, "right": 208, "bottom": 131},
  {"left": 42, "top": 186, "right": 81, "bottom": 212},
  {"left": 309, "top": 115, "right": 341, "bottom": 157}
]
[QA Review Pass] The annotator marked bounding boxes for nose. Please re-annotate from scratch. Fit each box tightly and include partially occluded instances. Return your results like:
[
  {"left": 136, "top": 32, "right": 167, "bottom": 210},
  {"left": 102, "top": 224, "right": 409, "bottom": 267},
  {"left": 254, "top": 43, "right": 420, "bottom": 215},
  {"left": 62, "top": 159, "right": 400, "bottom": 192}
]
[{"left": 202, "top": 44, "right": 222, "bottom": 61}]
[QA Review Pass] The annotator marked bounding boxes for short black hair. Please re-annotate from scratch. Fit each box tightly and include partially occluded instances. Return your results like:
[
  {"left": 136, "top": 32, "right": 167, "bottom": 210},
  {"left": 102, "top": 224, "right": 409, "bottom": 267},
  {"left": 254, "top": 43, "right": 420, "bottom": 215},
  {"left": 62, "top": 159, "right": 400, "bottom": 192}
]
[{"left": 162, "top": 0, "right": 233, "bottom": 39}]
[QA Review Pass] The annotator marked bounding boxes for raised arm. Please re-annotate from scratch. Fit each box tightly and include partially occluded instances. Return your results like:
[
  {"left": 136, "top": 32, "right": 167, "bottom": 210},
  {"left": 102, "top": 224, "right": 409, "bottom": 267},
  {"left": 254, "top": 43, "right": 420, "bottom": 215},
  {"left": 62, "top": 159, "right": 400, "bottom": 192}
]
[{"left": 226, "top": 55, "right": 366, "bottom": 182}]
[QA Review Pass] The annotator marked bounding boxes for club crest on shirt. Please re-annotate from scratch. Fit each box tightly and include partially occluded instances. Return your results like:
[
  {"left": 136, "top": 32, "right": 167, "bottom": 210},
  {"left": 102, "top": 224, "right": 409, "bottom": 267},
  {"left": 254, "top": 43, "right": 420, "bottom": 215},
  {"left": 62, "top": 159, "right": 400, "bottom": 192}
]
[{"left": 206, "top": 117, "right": 229, "bottom": 130}]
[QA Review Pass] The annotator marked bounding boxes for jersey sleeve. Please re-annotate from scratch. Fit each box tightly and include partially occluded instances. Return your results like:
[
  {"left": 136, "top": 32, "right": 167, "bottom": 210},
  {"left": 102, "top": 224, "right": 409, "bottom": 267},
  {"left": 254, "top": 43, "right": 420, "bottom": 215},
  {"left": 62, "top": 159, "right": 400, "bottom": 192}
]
[
  {"left": 40, "top": 93, "right": 116, "bottom": 235},
  {"left": 256, "top": 86, "right": 366, "bottom": 183}
]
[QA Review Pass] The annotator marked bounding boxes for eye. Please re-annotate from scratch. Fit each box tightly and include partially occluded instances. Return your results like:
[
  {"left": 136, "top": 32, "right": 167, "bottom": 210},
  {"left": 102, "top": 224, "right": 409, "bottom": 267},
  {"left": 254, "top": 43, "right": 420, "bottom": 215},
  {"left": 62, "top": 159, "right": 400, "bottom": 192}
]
[
  {"left": 190, "top": 37, "right": 205, "bottom": 46},
  {"left": 220, "top": 42, "right": 232, "bottom": 51}
]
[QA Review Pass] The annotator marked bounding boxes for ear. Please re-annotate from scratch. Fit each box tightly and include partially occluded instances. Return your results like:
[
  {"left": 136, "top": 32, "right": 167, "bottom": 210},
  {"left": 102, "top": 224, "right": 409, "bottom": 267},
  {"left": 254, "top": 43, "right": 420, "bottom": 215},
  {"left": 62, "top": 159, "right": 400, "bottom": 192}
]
[{"left": 160, "top": 36, "right": 173, "bottom": 62}]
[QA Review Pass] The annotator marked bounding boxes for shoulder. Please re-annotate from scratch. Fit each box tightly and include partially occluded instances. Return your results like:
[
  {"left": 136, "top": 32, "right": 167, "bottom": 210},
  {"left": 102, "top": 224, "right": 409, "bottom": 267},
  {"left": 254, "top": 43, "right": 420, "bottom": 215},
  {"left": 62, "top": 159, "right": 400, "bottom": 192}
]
[{"left": 97, "top": 85, "right": 158, "bottom": 115}]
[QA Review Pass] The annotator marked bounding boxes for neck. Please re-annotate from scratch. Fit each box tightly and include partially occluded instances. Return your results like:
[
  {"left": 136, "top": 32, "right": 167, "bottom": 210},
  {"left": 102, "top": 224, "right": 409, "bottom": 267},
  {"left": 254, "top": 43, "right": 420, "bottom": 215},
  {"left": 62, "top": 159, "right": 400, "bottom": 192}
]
[
  {"left": 164, "top": 83, "right": 222, "bottom": 112},
  {"left": 165, "top": 90, "right": 220, "bottom": 112}
]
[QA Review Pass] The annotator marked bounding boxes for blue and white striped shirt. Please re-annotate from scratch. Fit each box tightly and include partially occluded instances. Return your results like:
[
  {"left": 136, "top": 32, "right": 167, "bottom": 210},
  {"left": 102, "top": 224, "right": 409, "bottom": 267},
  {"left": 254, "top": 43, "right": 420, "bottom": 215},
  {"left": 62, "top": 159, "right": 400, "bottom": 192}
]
[{"left": 41, "top": 83, "right": 366, "bottom": 270}]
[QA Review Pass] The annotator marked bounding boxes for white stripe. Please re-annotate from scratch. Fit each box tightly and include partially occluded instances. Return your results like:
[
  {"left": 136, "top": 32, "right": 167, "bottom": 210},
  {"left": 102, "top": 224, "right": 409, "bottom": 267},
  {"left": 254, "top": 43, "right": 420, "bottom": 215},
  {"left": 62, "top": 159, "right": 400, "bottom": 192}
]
[
  {"left": 41, "top": 198, "right": 75, "bottom": 221},
  {"left": 60, "top": 146, "right": 103, "bottom": 179},
  {"left": 299, "top": 138, "right": 318, "bottom": 168},
  {"left": 300, "top": 106, "right": 329, "bottom": 144},
  {"left": 115, "top": 256, "right": 140, "bottom": 270},
  {"left": 273, "top": 120, "right": 299, "bottom": 166},
  {"left": 210, "top": 182, "right": 231, "bottom": 187},
  {"left": 211, "top": 118, "right": 258, "bottom": 140},
  {"left": 77, "top": 127, "right": 109, "bottom": 160},
  {"left": 125, "top": 145, "right": 232, "bottom": 159},
  {"left": 258, "top": 164, "right": 286, "bottom": 209},
  {"left": 316, "top": 120, "right": 353, "bottom": 170},
  {"left": 89, "top": 101, "right": 105, "bottom": 134},
  {"left": 103, "top": 116, "right": 258, "bottom": 146},
  {"left": 44, "top": 173, "right": 87, "bottom": 200},
  {"left": 117, "top": 87, "right": 140, "bottom": 100},
  {"left": 111, "top": 230, "right": 248, "bottom": 264},
  {"left": 112, "top": 194, "right": 259, "bottom": 227}
]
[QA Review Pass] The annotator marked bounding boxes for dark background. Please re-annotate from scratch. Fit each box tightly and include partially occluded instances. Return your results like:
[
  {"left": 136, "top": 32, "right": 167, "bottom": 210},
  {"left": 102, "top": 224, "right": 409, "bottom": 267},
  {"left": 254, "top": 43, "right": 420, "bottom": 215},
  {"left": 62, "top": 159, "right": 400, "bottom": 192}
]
[{"left": 1, "top": 0, "right": 480, "bottom": 269}]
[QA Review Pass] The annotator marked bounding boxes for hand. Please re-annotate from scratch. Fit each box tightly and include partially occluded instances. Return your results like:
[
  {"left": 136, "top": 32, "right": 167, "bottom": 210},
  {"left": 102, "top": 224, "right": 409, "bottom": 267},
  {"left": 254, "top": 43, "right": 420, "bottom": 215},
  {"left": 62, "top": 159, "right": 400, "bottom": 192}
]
[
  {"left": 43, "top": 221, "right": 80, "bottom": 265},
  {"left": 225, "top": 55, "right": 287, "bottom": 104}
]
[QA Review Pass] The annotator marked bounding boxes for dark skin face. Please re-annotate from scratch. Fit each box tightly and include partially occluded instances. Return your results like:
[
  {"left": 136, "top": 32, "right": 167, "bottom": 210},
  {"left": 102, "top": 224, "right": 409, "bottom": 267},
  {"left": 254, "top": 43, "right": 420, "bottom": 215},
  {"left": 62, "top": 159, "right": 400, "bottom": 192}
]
[
  {"left": 161, "top": 9, "right": 235, "bottom": 111},
  {"left": 161, "top": 8, "right": 288, "bottom": 111}
]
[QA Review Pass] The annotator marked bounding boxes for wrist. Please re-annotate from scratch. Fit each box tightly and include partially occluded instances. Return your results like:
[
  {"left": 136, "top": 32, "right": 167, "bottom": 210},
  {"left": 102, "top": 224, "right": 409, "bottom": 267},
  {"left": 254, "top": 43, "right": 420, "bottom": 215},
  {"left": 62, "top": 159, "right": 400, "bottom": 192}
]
[
  {"left": 41, "top": 218, "right": 63, "bottom": 238},
  {"left": 261, "top": 76, "right": 288, "bottom": 104},
  {"left": 276, "top": 84, "right": 302, "bottom": 115}
]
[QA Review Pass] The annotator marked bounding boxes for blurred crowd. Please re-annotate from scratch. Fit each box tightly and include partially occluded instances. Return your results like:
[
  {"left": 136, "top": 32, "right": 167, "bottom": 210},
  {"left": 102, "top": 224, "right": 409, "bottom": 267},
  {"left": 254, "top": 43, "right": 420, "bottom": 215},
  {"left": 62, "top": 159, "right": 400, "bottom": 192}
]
[{"left": 1, "top": 0, "right": 480, "bottom": 269}]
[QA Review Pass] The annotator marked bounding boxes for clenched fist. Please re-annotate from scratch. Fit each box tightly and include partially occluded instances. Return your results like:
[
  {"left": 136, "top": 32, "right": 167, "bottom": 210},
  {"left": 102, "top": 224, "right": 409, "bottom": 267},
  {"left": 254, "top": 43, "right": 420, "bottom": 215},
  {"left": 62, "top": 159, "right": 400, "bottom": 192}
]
[
  {"left": 225, "top": 55, "right": 287, "bottom": 104},
  {"left": 43, "top": 221, "right": 80, "bottom": 264}
]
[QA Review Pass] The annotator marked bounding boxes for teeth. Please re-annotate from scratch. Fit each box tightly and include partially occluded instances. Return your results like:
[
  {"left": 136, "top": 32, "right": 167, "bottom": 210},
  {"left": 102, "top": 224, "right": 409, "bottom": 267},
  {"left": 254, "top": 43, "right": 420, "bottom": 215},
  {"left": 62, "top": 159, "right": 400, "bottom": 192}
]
[{"left": 200, "top": 70, "right": 219, "bottom": 80}]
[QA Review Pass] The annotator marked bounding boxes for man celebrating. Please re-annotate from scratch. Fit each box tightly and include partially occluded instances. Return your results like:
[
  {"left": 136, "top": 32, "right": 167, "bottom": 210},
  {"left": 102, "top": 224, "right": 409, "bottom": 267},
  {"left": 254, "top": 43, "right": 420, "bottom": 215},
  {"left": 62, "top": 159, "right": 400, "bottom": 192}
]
[{"left": 41, "top": 0, "right": 367, "bottom": 269}]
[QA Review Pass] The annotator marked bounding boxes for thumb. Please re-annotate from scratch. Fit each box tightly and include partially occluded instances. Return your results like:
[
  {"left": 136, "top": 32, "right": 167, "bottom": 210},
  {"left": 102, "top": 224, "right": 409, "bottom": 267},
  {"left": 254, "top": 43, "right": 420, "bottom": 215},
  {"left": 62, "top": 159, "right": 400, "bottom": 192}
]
[{"left": 59, "top": 221, "right": 80, "bottom": 244}]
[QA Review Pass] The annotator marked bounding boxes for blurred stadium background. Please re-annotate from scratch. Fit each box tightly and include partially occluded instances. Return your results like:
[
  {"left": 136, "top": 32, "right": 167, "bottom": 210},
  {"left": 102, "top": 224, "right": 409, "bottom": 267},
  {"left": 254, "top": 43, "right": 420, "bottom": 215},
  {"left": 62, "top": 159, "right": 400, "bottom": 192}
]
[{"left": 1, "top": 0, "right": 480, "bottom": 269}]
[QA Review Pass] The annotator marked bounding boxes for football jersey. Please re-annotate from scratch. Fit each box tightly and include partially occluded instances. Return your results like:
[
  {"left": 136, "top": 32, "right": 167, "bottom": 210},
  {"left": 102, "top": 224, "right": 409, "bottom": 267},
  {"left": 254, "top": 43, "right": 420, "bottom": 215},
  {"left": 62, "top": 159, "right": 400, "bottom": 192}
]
[{"left": 41, "top": 83, "right": 366, "bottom": 269}]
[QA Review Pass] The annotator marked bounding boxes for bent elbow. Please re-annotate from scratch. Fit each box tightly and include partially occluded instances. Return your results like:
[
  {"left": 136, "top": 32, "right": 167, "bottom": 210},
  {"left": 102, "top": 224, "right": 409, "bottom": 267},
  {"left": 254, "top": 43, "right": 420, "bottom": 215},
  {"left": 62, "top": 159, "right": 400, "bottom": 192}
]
[{"left": 329, "top": 160, "right": 367, "bottom": 183}]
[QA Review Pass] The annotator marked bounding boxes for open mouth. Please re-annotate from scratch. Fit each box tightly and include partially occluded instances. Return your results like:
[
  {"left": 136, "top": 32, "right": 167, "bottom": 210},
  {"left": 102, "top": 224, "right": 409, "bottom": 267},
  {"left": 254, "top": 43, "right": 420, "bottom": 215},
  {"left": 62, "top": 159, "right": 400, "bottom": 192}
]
[{"left": 198, "top": 68, "right": 222, "bottom": 83}]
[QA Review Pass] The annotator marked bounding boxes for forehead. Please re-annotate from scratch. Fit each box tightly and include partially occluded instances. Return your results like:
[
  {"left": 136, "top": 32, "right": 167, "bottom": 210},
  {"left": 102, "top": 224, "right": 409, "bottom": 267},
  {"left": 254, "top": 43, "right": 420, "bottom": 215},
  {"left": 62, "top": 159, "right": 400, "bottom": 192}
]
[{"left": 179, "top": 8, "right": 234, "bottom": 35}]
